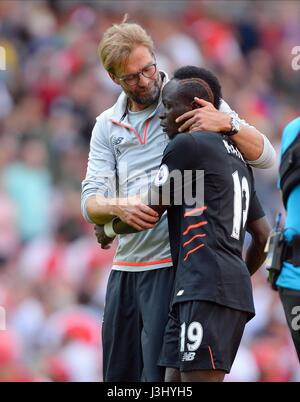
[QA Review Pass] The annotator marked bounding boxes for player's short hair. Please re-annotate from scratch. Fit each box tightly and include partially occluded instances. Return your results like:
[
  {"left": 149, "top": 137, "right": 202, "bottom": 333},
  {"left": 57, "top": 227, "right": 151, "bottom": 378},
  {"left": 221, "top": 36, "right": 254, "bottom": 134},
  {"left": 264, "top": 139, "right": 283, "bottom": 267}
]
[
  {"left": 98, "top": 14, "right": 155, "bottom": 75},
  {"left": 175, "top": 78, "right": 215, "bottom": 107},
  {"left": 173, "top": 66, "right": 222, "bottom": 109}
]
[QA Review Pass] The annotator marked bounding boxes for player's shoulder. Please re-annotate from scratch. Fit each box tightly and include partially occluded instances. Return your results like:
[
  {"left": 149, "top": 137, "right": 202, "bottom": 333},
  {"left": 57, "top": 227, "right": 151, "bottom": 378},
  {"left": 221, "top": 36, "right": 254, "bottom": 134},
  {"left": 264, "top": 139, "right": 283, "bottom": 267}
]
[
  {"left": 190, "top": 131, "right": 228, "bottom": 156},
  {"left": 168, "top": 131, "right": 221, "bottom": 150},
  {"left": 165, "top": 133, "right": 197, "bottom": 153},
  {"left": 162, "top": 134, "right": 199, "bottom": 169},
  {"left": 172, "top": 132, "right": 197, "bottom": 145},
  {"left": 191, "top": 131, "right": 223, "bottom": 144}
]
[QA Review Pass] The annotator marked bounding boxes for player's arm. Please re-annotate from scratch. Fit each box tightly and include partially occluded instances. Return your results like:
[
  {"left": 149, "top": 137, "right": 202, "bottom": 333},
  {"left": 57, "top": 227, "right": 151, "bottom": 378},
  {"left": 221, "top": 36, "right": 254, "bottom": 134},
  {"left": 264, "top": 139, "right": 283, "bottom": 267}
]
[
  {"left": 176, "top": 98, "right": 275, "bottom": 167},
  {"left": 87, "top": 194, "right": 158, "bottom": 228},
  {"left": 244, "top": 185, "right": 271, "bottom": 275},
  {"left": 245, "top": 216, "right": 271, "bottom": 275}
]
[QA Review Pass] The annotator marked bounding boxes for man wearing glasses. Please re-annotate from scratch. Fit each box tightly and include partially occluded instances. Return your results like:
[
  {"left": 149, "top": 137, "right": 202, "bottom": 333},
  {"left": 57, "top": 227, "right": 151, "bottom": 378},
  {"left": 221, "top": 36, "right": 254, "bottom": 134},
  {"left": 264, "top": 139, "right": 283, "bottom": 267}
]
[{"left": 81, "top": 17, "right": 275, "bottom": 382}]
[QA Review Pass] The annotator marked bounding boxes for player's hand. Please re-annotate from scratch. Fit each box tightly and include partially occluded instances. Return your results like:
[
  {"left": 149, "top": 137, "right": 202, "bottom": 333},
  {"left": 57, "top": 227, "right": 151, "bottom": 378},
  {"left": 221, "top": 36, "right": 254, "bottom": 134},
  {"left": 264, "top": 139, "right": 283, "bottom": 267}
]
[
  {"left": 115, "top": 196, "right": 159, "bottom": 231},
  {"left": 94, "top": 224, "right": 114, "bottom": 249},
  {"left": 176, "top": 98, "right": 231, "bottom": 133}
]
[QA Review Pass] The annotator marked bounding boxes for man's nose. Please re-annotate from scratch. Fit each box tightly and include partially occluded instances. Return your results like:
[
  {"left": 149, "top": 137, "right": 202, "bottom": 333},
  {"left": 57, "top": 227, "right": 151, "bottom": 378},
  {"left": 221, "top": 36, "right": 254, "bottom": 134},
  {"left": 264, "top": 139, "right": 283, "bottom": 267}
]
[
  {"left": 138, "top": 73, "right": 150, "bottom": 86},
  {"left": 159, "top": 112, "right": 165, "bottom": 120}
]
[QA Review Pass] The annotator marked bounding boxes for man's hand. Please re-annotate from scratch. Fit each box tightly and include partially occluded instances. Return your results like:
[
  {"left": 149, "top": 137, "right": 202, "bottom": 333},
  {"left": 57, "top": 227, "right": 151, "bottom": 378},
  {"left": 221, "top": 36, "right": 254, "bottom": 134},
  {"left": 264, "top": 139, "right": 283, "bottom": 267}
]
[
  {"left": 176, "top": 97, "right": 231, "bottom": 133},
  {"left": 94, "top": 224, "right": 115, "bottom": 249},
  {"left": 114, "top": 195, "right": 159, "bottom": 231}
]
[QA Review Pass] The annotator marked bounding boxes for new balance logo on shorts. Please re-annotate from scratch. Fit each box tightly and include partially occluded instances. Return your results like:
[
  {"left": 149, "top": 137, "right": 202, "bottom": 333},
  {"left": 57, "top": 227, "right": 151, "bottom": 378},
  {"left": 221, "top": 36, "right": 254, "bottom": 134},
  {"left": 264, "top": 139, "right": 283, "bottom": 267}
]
[{"left": 182, "top": 352, "right": 196, "bottom": 361}]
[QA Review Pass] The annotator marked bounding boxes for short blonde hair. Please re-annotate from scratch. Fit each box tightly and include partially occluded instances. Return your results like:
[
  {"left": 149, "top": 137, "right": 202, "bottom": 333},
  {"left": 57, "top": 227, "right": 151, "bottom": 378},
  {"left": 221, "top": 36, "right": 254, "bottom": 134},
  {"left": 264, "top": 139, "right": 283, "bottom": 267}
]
[{"left": 98, "top": 15, "right": 154, "bottom": 75}]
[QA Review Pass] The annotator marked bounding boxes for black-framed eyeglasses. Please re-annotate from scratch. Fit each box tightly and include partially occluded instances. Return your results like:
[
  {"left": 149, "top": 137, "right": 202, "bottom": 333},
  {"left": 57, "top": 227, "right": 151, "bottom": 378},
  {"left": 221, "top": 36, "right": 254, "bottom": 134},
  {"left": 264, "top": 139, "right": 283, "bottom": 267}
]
[{"left": 118, "top": 63, "right": 157, "bottom": 86}]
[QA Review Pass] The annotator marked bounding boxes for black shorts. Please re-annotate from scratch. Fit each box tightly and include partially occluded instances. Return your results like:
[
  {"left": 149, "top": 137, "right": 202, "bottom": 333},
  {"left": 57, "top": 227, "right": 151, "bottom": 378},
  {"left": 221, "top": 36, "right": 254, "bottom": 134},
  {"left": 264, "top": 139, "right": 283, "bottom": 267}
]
[
  {"left": 102, "top": 266, "right": 176, "bottom": 382},
  {"left": 158, "top": 300, "right": 248, "bottom": 373}
]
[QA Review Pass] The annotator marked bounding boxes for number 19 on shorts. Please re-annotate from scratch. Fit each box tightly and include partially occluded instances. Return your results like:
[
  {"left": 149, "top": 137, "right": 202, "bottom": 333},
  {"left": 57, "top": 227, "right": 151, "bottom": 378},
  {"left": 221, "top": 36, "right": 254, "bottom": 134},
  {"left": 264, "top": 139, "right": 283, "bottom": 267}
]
[{"left": 180, "top": 321, "right": 203, "bottom": 361}]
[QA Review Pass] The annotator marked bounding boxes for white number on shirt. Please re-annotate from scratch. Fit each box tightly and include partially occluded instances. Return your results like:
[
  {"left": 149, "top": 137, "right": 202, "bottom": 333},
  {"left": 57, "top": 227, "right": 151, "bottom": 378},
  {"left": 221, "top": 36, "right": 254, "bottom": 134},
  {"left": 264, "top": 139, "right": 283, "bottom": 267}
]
[{"left": 231, "top": 170, "right": 250, "bottom": 240}]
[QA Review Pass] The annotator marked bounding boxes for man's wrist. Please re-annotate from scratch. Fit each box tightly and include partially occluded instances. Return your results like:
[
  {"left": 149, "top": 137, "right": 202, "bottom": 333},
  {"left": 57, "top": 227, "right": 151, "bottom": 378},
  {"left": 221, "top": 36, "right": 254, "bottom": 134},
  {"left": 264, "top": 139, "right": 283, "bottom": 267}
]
[
  {"left": 227, "top": 116, "right": 241, "bottom": 136},
  {"left": 110, "top": 204, "right": 120, "bottom": 218},
  {"left": 220, "top": 114, "right": 232, "bottom": 133},
  {"left": 110, "top": 199, "right": 128, "bottom": 218}
]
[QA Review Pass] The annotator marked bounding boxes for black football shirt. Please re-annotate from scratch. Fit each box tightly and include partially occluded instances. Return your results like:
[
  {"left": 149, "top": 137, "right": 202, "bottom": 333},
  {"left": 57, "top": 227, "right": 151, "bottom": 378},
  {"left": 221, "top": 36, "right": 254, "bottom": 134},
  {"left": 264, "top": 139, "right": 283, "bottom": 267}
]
[{"left": 152, "top": 131, "right": 265, "bottom": 317}]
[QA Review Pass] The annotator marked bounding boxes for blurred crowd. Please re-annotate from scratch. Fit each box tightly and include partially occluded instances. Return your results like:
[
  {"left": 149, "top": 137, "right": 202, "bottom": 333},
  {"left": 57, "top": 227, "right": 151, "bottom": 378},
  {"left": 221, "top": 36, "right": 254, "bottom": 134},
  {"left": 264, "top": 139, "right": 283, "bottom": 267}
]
[{"left": 0, "top": 0, "right": 299, "bottom": 381}]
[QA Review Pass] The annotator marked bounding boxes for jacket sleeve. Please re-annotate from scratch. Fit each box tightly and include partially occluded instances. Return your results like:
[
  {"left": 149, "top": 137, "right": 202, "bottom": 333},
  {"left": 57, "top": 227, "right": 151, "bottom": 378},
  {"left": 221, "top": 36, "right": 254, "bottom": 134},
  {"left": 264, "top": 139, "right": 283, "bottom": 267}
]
[{"left": 81, "top": 116, "right": 116, "bottom": 223}]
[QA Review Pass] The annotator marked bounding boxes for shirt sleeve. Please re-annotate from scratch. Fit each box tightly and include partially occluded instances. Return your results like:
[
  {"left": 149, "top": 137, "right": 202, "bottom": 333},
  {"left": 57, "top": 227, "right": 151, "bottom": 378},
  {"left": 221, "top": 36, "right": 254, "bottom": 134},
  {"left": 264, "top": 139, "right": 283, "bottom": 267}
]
[
  {"left": 245, "top": 134, "right": 276, "bottom": 169},
  {"left": 81, "top": 117, "right": 116, "bottom": 223},
  {"left": 247, "top": 191, "right": 266, "bottom": 223}
]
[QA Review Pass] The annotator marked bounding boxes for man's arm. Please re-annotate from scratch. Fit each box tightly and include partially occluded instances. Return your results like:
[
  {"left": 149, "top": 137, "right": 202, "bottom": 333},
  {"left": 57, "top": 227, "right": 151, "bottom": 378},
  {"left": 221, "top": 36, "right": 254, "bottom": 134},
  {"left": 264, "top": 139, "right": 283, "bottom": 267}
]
[
  {"left": 94, "top": 185, "right": 168, "bottom": 247},
  {"left": 81, "top": 118, "right": 158, "bottom": 229},
  {"left": 175, "top": 97, "right": 275, "bottom": 167},
  {"left": 94, "top": 196, "right": 167, "bottom": 249},
  {"left": 112, "top": 204, "right": 167, "bottom": 234},
  {"left": 86, "top": 194, "right": 158, "bottom": 229},
  {"left": 101, "top": 184, "right": 169, "bottom": 237},
  {"left": 245, "top": 216, "right": 271, "bottom": 275},
  {"left": 219, "top": 99, "right": 275, "bottom": 168},
  {"left": 81, "top": 117, "right": 117, "bottom": 224}
]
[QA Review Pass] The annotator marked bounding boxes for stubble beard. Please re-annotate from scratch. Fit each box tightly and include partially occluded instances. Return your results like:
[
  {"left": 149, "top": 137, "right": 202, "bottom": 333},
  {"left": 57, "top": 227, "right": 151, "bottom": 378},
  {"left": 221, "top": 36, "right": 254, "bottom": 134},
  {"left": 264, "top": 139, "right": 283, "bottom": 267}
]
[{"left": 127, "top": 74, "right": 162, "bottom": 108}]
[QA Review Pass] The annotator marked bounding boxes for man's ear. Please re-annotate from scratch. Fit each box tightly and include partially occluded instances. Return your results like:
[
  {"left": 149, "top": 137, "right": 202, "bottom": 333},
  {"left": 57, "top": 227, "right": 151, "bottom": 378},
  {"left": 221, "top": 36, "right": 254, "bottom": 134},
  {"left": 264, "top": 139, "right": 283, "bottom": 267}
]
[{"left": 108, "top": 72, "right": 120, "bottom": 86}]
